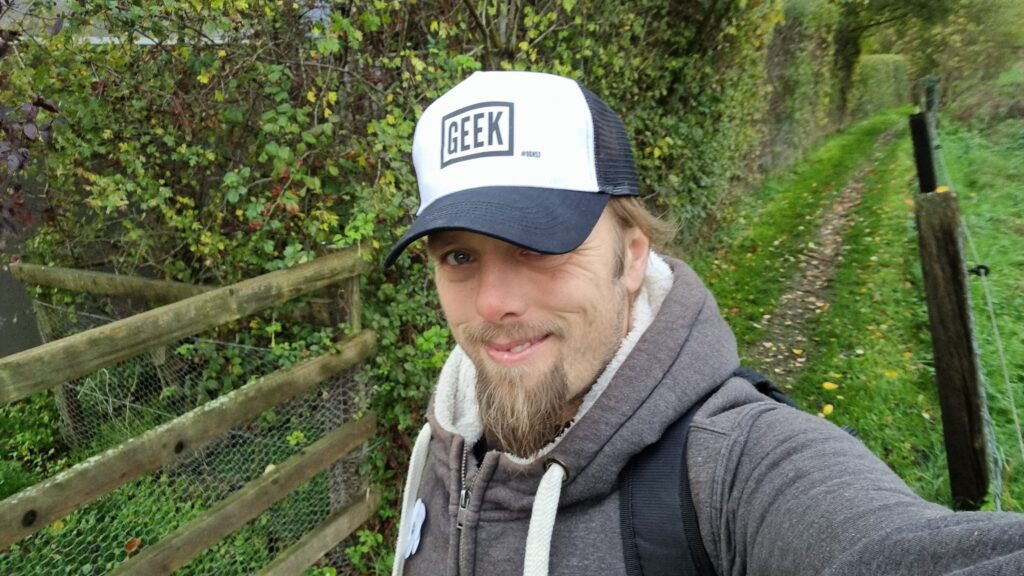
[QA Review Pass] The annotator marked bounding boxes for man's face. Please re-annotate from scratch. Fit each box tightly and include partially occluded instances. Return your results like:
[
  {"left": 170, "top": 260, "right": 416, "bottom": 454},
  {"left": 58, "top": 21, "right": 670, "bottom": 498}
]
[{"left": 427, "top": 209, "right": 649, "bottom": 456}]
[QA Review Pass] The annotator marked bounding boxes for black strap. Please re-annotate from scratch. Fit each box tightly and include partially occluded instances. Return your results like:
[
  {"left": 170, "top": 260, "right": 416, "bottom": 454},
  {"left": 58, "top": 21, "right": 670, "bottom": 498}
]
[
  {"left": 621, "top": 367, "right": 793, "bottom": 576},
  {"left": 621, "top": 393, "right": 715, "bottom": 576},
  {"left": 732, "top": 366, "right": 799, "bottom": 409}
]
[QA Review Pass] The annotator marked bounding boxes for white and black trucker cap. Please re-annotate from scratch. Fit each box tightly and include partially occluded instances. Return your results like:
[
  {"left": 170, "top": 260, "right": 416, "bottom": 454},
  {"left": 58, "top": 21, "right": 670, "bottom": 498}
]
[{"left": 384, "top": 71, "right": 639, "bottom": 267}]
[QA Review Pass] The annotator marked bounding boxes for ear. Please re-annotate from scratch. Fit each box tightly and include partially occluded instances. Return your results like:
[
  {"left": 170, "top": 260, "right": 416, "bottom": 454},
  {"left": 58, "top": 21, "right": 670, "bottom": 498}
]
[{"left": 622, "top": 226, "right": 650, "bottom": 295}]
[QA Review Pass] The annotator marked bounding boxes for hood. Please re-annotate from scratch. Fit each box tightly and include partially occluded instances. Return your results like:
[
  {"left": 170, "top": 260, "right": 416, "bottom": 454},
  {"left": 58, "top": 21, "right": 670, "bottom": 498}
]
[{"left": 426, "top": 254, "right": 740, "bottom": 506}]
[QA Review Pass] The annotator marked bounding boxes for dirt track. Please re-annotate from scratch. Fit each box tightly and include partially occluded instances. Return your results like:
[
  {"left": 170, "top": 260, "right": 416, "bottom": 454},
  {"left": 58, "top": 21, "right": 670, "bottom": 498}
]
[{"left": 748, "top": 128, "right": 900, "bottom": 381}]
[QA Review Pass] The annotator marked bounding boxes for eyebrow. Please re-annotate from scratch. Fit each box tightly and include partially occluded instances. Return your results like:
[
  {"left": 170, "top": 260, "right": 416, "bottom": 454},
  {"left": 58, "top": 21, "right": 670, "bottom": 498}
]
[{"left": 424, "top": 234, "right": 455, "bottom": 257}]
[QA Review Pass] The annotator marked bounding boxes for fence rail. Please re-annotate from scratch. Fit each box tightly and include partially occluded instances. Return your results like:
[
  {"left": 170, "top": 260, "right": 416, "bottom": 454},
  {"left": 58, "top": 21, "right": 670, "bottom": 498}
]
[
  {"left": 0, "top": 330, "right": 376, "bottom": 549},
  {"left": 0, "top": 249, "right": 368, "bottom": 403},
  {"left": 108, "top": 415, "right": 376, "bottom": 575},
  {"left": 0, "top": 248, "right": 379, "bottom": 574},
  {"left": 8, "top": 262, "right": 209, "bottom": 304}
]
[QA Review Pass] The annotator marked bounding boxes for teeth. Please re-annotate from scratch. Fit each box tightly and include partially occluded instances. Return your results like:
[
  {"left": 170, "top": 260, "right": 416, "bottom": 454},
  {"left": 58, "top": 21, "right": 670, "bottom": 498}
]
[{"left": 510, "top": 342, "right": 531, "bottom": 354}]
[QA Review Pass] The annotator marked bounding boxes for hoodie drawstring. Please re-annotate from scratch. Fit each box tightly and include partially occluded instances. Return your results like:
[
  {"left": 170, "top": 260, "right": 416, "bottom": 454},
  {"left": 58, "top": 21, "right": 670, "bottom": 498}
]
[
  {"left": 522, "top": 461, "right": 567, "bottom": 575},
  {"left": 394, "top": 428, "right": 568, "bottom": 576},
  {"left": 393, "top": 423, "right": 432, "bottom": 576}
]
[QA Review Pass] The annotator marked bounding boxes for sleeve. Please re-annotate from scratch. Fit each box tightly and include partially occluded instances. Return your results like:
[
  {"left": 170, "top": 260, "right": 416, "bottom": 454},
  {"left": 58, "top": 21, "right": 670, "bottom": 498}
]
[{"left": 703, "top": 403, "right": 1024, "bottom": 576}]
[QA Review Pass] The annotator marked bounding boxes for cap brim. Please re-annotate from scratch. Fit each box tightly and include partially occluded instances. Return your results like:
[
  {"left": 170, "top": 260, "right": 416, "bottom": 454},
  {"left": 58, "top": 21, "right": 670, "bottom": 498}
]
[{"left": 384, "top": 187, "right": 610, "bottom": 267}]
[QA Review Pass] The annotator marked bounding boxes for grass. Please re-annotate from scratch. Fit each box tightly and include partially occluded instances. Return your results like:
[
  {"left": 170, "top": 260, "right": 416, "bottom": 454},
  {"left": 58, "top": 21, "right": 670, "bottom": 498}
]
[
  {"left": 686, "top": 107, "right": 912, "bottom": 347},
  {"left": 692, "top": 108, "right": 951, "bottom": 501},
  {"left": 786, "top": 134, "right": 952, "bottom": 505},
  {"left": 943, "top": 123, "right": 1024, "bottom": 510},
  {"left": 688, "top": 103, "right": 1024, "bottom": 511}
]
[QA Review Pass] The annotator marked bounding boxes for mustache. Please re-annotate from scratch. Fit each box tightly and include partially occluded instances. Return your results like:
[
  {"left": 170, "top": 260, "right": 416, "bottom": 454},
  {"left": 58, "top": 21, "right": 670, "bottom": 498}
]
[{"left": 459, "top": 321, "right": 566, "bottom": 344}]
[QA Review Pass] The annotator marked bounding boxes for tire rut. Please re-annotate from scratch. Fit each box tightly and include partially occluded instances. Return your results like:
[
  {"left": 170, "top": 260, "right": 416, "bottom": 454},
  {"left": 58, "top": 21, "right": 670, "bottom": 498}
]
[{"left": 748, "top": 127, "right": 901, "bottom": 382}]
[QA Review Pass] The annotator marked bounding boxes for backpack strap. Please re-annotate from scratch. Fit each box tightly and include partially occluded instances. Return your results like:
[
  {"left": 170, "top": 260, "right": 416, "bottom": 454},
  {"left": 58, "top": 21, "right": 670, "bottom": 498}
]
[
  {"left": 620, "top": 391, "right": 716, "bottom": 576},
  {"left": 731, "top": 366, "right": 799, "bottom": 409},
  {"left": 620, "top": 367, "right": 792, "bottom": 576}
]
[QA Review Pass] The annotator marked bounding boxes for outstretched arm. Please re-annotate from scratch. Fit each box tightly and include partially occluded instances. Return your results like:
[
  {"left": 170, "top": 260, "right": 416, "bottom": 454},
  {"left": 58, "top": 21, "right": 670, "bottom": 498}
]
[{"left": 695, "top": 403, "right": 1024, "bottom": 576}]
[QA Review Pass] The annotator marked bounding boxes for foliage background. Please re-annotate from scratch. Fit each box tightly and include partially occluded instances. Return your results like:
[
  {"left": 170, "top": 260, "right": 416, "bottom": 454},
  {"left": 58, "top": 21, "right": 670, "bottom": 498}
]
[{"left": 6, "top": 0, "right": 1020, "bottom": 572}]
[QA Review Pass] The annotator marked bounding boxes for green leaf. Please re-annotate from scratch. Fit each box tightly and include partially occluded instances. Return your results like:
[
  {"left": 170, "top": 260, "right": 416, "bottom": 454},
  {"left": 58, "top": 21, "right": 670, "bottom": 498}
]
[{"left": 316, "top": 36, "right": 341, "bottom": 55}]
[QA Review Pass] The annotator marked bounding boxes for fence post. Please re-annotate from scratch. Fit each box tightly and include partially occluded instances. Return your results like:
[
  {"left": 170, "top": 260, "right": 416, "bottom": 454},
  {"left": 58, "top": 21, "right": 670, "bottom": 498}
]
[{"left": 909, "top": 112, "right": 988, "bottom": 510}]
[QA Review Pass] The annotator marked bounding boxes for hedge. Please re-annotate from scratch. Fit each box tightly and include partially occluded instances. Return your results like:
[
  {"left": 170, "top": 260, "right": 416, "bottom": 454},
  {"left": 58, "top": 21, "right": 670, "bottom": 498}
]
[{"left": 0, "top": 0, "right": 890, "bottom": 570}]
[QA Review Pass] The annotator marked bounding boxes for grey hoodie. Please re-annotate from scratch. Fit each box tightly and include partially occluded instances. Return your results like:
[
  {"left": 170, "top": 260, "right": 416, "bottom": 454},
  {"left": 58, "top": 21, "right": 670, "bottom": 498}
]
[{"left": 394, "top": 257, "right": 1024, "bottom": 575}]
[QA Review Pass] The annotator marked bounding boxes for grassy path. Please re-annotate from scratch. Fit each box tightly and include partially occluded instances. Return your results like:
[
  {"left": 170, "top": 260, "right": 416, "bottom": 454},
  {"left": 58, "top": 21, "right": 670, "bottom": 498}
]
[{"left": 688, "top": 108, "right": 1024, "bottom": 510}]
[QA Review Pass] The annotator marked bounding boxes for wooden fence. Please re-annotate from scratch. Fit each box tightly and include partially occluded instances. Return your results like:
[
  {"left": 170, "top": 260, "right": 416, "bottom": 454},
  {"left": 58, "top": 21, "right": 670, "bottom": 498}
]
[
  {"left": 0, "top": 248, "right": 380, "bottom": 573},
  {"left": 910, "top": 99, "right": 988, "bottom": 510}
]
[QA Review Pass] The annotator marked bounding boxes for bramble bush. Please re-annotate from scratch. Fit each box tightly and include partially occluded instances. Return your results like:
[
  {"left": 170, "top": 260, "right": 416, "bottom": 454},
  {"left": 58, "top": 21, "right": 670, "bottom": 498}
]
[{"left": 0, "top": 0, "right": 909, "bottom": 571}]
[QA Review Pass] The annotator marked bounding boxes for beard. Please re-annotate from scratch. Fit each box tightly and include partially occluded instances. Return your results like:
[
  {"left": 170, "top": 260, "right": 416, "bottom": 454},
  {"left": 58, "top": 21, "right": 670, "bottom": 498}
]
[
  {"left": 476, "top": 359, "right": 570, "bottom": 458},
  {"left": 461, "top": 321, "right": 569, "bottom": 458},
  {"left": 462, "top": 287, "right": 628, "bottom": 458}
]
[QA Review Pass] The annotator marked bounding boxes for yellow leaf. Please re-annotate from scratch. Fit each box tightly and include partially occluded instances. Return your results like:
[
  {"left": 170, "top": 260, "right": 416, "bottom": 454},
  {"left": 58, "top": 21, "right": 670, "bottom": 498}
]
[
  {"left": 884, "top": 369, "right": 898, "bottom": 378},
  {"left": 197, "top": 72, "right": 211, "bottom": 85},
  {"left": 306, "top": 89, "right": 316, "bottom": 103},
  {"left": 51, "top": 519, "right": 65, "bottom": 531},
  {"left": 217, "top": 49, "right": 227, "bottom": 58},
  {"left": 327, "top": 91, "right": 338, "bottom": 105},
  {"left": 822, "top": 382, "right": 839, "bottom": 391},
  {"left": 792, "top": 348, "right": 803, "bottom": 356},
  {"left": 822, "top": 404, "right": 834, "bottom": 416},
  {"left": 324, "top": 107, "right": 332, "bottom": 118}
]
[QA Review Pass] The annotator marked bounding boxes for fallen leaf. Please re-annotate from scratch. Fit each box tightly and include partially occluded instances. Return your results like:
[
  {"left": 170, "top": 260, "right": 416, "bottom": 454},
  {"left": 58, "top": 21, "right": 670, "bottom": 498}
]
[
  {"left": 822, "top": 404, "right": 834, "bottom": 416},
  {"left": 125, "top": 537, "right": 142, "bottom": 556},
  {"left": 822, "top": 382, "right": 839, "bottom": 391}
]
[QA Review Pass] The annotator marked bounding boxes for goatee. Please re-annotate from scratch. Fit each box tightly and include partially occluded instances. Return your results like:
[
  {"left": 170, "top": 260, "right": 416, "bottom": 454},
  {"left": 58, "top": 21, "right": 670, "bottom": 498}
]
[{"left": 475, "top": 361, "right": 569, "bottom": 458}]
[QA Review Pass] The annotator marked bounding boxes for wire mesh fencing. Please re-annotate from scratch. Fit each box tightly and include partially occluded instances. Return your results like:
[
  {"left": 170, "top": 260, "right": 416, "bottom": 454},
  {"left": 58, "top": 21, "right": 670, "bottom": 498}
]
[{"left": 1, "top": 298, "right": 369, "bottom": 575}]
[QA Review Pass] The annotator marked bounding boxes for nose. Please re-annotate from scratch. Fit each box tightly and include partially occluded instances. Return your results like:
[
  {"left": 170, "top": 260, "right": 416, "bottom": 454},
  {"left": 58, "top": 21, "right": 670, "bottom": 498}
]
[{"left": 475, "top": 257, "right": 528, "bottom": 323}]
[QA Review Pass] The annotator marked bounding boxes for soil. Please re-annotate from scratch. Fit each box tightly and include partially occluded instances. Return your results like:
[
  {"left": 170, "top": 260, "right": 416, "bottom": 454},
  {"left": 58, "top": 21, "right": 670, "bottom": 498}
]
[{"left": 747, "top": 128, "right": 901, "bottom": 380}]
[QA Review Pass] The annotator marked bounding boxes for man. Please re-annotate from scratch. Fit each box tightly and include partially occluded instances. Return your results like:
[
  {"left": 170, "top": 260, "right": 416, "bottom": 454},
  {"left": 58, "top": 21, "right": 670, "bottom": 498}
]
[{"left": 384, "top": 71, "right": 1024, "bottom": 576}]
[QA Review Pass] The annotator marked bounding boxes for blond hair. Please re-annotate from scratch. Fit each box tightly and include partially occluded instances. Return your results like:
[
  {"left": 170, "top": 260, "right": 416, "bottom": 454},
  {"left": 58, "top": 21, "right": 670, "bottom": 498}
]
[
  {"left": 606, "top": 196, "right": 676, "bottom": 250},
  {"left": 604, "top": 196, "right": 676, "bottom": 277}
]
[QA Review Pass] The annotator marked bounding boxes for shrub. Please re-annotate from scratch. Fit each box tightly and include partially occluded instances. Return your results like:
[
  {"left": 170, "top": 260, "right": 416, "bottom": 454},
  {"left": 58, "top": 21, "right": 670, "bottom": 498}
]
[{"left": 0, "top": 1, "right": 909, "bottom": 570}]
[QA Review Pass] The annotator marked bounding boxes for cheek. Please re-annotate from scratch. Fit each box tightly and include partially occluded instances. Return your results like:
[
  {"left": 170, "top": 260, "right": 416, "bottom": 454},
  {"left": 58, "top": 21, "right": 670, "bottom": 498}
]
[{"left": 435, "top": 280, "right": 471, "bottom": 324}]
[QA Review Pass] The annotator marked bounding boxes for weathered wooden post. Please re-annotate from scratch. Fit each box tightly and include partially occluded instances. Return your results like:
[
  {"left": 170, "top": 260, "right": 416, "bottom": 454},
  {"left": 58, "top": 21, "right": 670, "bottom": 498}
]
[{"left": 909, "top": 111, "right": 988, "bottom": 510}]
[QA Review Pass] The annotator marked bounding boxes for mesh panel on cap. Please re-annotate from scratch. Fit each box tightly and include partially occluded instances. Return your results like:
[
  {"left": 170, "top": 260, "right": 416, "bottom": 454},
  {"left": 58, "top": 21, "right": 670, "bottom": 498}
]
[{"left": 577, "top": 83, "right": 639, "bottom": 196}]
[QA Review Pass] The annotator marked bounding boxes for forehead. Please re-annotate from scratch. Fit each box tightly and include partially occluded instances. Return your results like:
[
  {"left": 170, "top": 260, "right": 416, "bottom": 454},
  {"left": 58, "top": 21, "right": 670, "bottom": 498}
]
[{"left": 426, "top": 230, "right": 521, "bottom": 252}]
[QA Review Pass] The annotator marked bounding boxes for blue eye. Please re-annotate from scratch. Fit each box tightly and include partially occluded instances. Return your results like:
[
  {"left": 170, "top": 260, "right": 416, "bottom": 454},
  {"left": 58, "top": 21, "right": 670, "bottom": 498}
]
[{"left": 443, "top": 250, "right": 473, "bottom": 266}]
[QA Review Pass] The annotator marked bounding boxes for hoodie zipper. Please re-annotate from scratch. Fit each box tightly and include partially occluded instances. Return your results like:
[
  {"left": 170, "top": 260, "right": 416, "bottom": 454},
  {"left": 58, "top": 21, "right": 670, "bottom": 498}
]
[{"left": 456, "top": 442, "right": 481, "bottom": 574}]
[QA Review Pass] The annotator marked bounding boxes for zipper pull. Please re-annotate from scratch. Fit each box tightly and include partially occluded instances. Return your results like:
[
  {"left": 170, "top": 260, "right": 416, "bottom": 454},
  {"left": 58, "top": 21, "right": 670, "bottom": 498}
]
[{"left": 457, "top": 487, "right": 470, "bottom": 530}]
